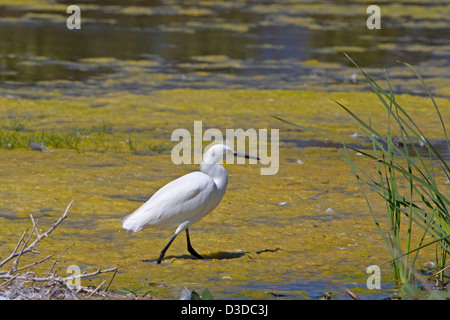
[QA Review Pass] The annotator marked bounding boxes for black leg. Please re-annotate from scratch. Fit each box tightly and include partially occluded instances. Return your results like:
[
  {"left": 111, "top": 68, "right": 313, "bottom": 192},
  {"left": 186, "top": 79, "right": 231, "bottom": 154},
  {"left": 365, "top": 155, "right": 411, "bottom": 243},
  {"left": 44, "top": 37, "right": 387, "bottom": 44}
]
[
  {"left": 157, "top": 233, "right": 178, "bottom": 264},
  {"left": 186, "top": 228, "right": 203, "bottom": 260}
]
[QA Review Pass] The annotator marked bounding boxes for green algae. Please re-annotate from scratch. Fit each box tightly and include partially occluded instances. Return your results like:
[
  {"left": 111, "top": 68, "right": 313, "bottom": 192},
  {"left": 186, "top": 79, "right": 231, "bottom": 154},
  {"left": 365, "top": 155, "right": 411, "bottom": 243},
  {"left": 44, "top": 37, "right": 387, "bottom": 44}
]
[
  {"left": 0, "top": 89, "right": 448, "bottom": 299},
  {"left": 0, "top": 0, "right": 448, "bottom": 299}
]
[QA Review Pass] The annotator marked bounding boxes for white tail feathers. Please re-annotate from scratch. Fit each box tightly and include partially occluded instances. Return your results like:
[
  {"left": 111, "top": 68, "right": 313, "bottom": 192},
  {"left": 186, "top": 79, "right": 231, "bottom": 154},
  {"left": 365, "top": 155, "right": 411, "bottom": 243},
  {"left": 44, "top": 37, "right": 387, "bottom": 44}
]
[{"left": 122, "top": 214, "right": 144, "bottom": 233}]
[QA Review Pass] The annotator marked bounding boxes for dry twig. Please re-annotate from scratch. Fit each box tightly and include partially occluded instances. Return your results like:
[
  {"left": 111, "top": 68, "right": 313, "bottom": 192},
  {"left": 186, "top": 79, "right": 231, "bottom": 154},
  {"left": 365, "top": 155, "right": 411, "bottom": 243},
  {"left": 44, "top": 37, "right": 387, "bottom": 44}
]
[{"left": 0, "top": 201, "right": 118, "bottom": 299}]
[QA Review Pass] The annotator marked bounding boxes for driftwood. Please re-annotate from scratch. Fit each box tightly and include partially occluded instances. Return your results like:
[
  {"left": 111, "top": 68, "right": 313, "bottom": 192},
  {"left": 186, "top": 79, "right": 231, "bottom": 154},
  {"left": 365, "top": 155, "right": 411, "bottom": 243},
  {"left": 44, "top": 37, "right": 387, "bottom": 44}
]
[{"left": 0, "top": 201, "right": 118, "bottom": 300}]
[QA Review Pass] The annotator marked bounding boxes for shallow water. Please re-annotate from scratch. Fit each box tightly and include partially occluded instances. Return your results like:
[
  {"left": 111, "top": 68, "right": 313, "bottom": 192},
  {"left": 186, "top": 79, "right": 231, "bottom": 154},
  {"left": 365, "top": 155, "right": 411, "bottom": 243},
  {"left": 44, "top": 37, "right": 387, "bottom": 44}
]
[
  {"left": 0, "top": 1, "right": 449, "bottom": 299},
  {"left": 0, "top": 90, "right": 448, "bottom": 299},
  {"left": 0, "top": 0, "right": 449, "bottom": 97}
]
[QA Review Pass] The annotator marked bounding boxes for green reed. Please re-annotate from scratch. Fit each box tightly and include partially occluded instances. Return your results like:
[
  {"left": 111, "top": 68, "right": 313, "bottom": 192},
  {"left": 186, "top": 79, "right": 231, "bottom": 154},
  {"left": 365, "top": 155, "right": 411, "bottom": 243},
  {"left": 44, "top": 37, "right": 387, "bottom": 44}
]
[{"left": 276, "top": 54, "right": 449, "bottom": 298}]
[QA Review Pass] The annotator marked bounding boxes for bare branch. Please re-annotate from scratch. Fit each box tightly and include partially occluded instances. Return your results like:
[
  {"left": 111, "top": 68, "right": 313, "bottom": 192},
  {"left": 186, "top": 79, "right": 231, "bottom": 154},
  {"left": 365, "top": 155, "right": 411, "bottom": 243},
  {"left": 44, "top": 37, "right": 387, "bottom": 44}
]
[
  {"left": 49, "top": 243, "right": 75, "bottom": 274},
  {"left": 0, "top": 201, "right": 119, "bottom": 299},
  {"left": 0, "top": 201, "right": 73, "bottom": 269},
  {"left": 15, "top": 254, "right": 55, "bottom": 273}
]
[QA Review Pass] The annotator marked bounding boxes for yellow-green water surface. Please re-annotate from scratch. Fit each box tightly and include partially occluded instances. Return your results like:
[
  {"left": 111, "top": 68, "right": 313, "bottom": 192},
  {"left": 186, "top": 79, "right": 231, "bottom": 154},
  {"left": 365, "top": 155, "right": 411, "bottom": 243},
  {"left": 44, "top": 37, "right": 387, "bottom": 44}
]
[{"left": 1, "top": 89, "right": 448, "bottom": 299}]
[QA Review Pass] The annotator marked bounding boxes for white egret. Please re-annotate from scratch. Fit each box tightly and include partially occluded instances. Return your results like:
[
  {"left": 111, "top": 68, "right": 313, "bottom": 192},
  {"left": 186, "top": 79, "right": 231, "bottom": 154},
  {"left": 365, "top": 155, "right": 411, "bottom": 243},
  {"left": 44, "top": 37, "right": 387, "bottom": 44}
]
[{"left": 122, "top": 144, "right": 259, "bottom": 264}]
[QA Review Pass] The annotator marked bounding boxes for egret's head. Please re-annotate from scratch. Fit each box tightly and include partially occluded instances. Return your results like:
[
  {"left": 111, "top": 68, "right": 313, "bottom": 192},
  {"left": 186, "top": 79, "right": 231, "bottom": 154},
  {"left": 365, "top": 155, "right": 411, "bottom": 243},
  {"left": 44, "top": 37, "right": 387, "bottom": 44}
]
[
  {"left": 203, "top": 144, "right": 233, "bottom": 164},
  {"left": 203, "top": 144, "right": 260, "bottom": 165}
]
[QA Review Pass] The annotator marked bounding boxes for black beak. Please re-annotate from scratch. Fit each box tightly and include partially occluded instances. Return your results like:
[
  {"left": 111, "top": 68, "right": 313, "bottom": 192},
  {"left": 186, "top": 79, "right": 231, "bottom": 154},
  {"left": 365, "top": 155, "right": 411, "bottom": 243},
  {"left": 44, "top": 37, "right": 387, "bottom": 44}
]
[{"left": 234, "top": 152, "right": 260, "bottom": 161}]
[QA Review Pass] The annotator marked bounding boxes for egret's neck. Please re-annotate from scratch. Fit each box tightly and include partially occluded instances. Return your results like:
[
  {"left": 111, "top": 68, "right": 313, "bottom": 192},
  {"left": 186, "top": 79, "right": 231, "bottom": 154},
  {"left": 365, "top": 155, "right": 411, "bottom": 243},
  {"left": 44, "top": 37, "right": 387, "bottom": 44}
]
[{"left": 200, "top": 161, "right": 228, "bottom": 192}]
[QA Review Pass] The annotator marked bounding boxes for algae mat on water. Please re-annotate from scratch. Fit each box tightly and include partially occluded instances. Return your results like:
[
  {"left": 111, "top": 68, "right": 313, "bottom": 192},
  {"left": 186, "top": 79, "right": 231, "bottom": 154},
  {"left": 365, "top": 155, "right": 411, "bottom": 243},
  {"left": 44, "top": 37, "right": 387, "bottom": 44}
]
[{"left": 0, "top": 89, "right": 449, "bottom": 299}]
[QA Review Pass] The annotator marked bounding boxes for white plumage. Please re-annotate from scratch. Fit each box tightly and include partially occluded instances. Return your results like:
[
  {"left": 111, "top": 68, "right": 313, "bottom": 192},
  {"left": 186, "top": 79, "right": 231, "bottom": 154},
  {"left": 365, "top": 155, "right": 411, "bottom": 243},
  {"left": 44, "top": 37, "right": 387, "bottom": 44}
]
[
  {"left": 122, "top": 144, "right": 258, "bottom": 264},
  {"left": 122, "top": 171, "right": 224, "bottom": 233}
]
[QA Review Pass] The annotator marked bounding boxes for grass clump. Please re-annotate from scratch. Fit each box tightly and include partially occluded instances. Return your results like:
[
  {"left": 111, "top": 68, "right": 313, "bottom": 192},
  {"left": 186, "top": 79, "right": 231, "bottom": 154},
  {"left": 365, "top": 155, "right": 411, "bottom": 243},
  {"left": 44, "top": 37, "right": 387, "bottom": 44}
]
[
  {"left": 340, "top": 54, "right": 449, "bottom": 298},
  {"left": 276, "top": 54, "right": 450, "bottom": 299},
  {"left": 0, "top": 118, "right": 168, "bottom": 154}
]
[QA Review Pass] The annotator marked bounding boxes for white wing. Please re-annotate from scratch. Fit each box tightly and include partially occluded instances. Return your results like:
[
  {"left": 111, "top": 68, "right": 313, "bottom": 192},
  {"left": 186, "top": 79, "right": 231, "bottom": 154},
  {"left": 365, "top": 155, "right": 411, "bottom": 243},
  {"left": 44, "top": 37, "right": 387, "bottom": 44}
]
[{"left": 122, "top": 172, "right": 220, "bottom": 232}]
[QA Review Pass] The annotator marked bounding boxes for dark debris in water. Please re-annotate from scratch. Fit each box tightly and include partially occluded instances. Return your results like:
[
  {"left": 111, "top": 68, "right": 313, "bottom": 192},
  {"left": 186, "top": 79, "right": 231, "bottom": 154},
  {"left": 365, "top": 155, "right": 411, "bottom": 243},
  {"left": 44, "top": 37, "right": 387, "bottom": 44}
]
[
  {"left": 105, "top": 194, "right": 149, "bottom": 202},
  {"left": 282, "top": 137, "right": 450, "bottom": 160}
]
